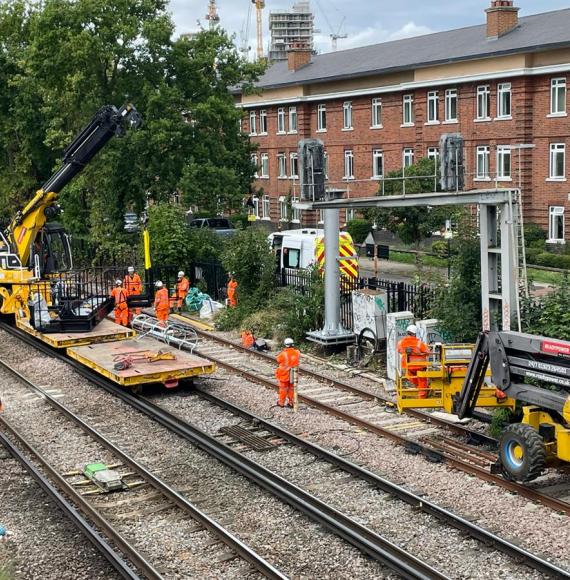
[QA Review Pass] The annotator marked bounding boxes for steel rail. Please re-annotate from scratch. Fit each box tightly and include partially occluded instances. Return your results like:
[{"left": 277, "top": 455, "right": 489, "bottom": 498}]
[
  {"left": 0, "top": 358, "right": 287, "bottom": 580},
  {"left": 194, "top": 388, "right": 570, "bottom": 579},
  {"left": 0, "top": 322, "right": 447, "bottom": 580},
  {"left": 0, "top": 419, "right": 152, "bottom": 580}
]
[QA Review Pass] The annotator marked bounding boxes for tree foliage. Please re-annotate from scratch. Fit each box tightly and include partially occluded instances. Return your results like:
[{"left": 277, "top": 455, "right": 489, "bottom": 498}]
[
  {"left": 521, "top": 278, "right": 570, "bottom": 340},
  {"left": 0, "top": 1, "right": 263, "bottom": 257}
]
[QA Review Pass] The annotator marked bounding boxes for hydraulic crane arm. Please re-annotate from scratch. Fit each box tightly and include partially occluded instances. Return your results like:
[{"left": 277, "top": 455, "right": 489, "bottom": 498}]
[{"left": 7, "top": 104, "right": 141, "bottom": 265}]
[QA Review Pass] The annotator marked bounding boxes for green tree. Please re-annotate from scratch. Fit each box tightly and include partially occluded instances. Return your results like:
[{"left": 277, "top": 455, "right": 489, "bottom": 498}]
[{"left": 521, "top": 277, "right": 570, "bottom": 340}]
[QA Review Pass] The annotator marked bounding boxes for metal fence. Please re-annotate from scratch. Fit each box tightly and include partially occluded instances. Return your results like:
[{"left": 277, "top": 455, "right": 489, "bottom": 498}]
[{"left": 152, "top": 262, "right": 227, "bottom": 302}]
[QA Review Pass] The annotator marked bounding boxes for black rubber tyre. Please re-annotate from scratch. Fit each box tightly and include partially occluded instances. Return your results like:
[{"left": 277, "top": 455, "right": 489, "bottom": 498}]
[{"left": 499, "top": 423, "right": 546, "bottom": 482}]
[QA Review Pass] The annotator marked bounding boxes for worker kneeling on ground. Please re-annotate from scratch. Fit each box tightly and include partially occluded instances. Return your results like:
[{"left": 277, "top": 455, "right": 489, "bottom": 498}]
[
  {"left": 110, "top": 279, "right": 129, "bottom": 327},
  {"left": 275, "top": 338, "right": 300, "bottom": 408},
  {"left": 172, "top": 271, "right": 190, "bottom": 312},
  {"left": 154, "top": 281, "right": 170, "bottom": 326},
  {"left": 124, "top": 266, "right": 143, "bottom": 321},
  {"left": 397, "top": 324, "right": 431, "bottom": 398}
]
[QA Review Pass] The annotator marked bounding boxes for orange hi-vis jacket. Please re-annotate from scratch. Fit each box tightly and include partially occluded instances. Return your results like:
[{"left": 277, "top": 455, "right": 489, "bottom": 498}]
[
  {"left": 154, "top": 287, "right": 169, "bottom": 312},
  {"left": 275, "top": 347, "right": 300, "bottom": 383},
  {"left": 227, "top": 279, "right": 238, "bottom": 306},
  {"left": 124, "top": 273, "right": 143, "bottom": 296},
  {"left": 397, "top": 335, "right": 430, "bottom": 369},
  {"left": 176, "top": 276, "right": 190, "bottom": 303},
  {"left": 110, "top": 286, "right": 128, "bottom": 309}
]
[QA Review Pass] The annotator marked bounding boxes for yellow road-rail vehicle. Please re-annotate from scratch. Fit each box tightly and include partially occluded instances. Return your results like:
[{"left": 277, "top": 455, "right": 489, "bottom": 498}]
[
  {"left": 397, "top": 332, "right": 570, "bottom": 482},
  {"left": 0, "top": 104, "right": 215, "bottom": 389}
]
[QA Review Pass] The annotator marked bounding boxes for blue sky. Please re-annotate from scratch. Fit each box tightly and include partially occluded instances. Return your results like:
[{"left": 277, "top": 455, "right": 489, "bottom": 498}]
[{"left": 169, "top": 0, "right": 569, "bottom": 57}]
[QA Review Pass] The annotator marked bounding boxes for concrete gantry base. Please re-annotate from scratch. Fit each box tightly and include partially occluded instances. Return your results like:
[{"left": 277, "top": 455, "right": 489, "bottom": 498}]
[{"left": 306, "top": 328, "right": 355, "bottom": 347}]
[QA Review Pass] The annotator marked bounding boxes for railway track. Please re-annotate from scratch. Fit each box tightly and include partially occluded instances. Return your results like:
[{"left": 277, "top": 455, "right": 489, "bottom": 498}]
[
  {"left": 0, "top": 322, "right": 448, "bottom": 579},
  {"left": 0, "top": 358, "right": 285, "bottom": 580},
  {"left": 182, "top": 324, "right": 570, "bottom": 514}
]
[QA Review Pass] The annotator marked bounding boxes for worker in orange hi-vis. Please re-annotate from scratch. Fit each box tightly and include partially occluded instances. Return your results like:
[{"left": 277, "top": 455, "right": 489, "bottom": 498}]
[
  {"left": 124, "top": 266, "right": 143, "bottom": 321},
  {"left": 397, "top": 324, "right": 431, "bottom": 398},
  {"left": 241, "top": 329, "right": 255, "bottom": 349},
  {"left": 110, "top": 280, "right": 129, "bottom": 327},
  {"left": 227, "top": 272, "right": 238, "bottom": 308},
  {"left": 154, "top": 281, "right": 170, "bottom": 327},
  {"left": 172, "top": 270, "right": 190, "bottom": 312},
  {"left": 275, "top": 338, "right": 300, "bottom": 409}
]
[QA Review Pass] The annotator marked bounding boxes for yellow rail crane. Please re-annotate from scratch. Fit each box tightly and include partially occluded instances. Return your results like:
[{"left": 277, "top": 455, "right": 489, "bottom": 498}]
[{"left": 252, "top": 0, "right": 265, "bottom": 61}]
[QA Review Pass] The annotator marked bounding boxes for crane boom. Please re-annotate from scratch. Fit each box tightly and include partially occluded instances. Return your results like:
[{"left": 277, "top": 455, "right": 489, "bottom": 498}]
[{"left": 252, "top": 0, "right": 265, "bottom": 61}]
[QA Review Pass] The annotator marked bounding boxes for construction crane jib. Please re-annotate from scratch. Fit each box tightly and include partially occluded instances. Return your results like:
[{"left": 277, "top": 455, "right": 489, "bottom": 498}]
[{"left": 252, "top": 0, "right": 266, "bottom": 60}]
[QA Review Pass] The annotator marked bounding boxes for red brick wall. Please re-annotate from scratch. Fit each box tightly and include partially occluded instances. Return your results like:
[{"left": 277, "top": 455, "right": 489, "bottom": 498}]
[{"left": 245, "top": 72, "right": 570, "bottom": 237}]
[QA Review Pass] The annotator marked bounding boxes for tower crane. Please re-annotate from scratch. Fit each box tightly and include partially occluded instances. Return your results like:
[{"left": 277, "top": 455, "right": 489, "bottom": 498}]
[
  {"left": 205, "top": 0, "right": 220, "bottom": 30},
  {"left": 252, "top": 0, "right": 265, "bottom": 61},
  {"left": 314, "top": 0, "right": 347, "bottom": 51}
]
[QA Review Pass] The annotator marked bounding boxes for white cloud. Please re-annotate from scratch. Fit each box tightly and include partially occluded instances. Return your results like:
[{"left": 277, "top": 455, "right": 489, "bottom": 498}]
[{"left": 388, "top": 21, "right": 433, "bottom": 41}]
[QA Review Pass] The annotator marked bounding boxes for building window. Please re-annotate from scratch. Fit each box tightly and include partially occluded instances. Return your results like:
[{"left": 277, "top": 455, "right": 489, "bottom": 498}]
[
  {"left": 476, "top": 146, "right": 490, "bottom": 179},
  {"left": 318, "top": 209, "right": 324, "bottom": 224},
  {"left": 249, "top": 111, "right": 257, "bottom": 135},
  {"left": 251, "top": 153, "right": 258, "bottom": 178},
  {"left": 427, "top": 147, "right": 439, "bottom": 162},
  {"left": 403, "top": 148, "right": 414, "bottom": 168},
  {"left": 497, "top": 146, "right": 511, "bottom": 179},
  {"left": 323, "top": 151, "right": 329, "bottom": 179},
  {"left": 371, "top": 98, "right": 382, "bottom": 128},
  {"left": 476, "top": 85, "right": 490, "bottom": 120},
  {"left": 427, "top": 91, "right": 438, "bottom": 123},
  {"left": 259, "top": 109, "right": 267, "bottom": 134},
  {"left": 260, "top": 153, "right": 269, "bottom": 178},
  {"left": 252, "top": 197, "right": 260, "bottom": 218},
  {"left": 277, "top": 107, "right": 286, "bottom": 133},
  {"left": 497, "top": 83, "right": 512, "bottom": 118},
  {"left": 317, "top": 104, "right": 327, "bottom": 131},
  {"left": 550, "top": 143, "right": 566, "bottom": 180},
  {"left": 549, "top": 206, "right": 565, "bottom": 242},
  {"left": 279, "top": 196, "right": 288, "bottom": 221},
  {"left": 290, "top": 152, "right": 299, "bottom": 179},
  {"left": 262, "top": 195, "right": 271, "bottom": 220},
  {"left": 291, "top": 197, "right": 300, "bottom": 223},
  {"left": 289, "top": 106, "right": 298, "bottom": 132},
  {"left": 372, "top": 149, "right": 384, "bottom": 179},
  {"left": 551, "top": 78, "right": 567, "bottom": 116},
  {"left": 346, "top": 208, "right": 356, "bottom": 222},
  {"left": 277, "top": 153, "right": 287, "bottom": 178},
  {"left": 445, "top": 88, "right": 458, "bottom": 122},
  {"left": 344, "top": 150, "right": 354, "bottom": 179},
  {"left": 403, "top": 94, "right": 414, "bottom": 125},
  {"left": 343, "top": 101, "right": 353, "bottom": 130}
]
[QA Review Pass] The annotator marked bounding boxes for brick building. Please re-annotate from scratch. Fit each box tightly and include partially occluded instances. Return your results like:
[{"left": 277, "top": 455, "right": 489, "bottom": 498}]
[{"left": 235, "top": 2, "right": 570, "bottom": 242}]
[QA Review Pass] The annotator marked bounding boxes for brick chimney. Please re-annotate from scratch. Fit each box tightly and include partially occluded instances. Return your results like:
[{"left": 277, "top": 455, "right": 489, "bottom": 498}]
[
  {"left": 486, "top": 0, "right": 520, "bottom": 39},
  {"left": 287, "top": 42, "right": 312, "bottom": 72}
]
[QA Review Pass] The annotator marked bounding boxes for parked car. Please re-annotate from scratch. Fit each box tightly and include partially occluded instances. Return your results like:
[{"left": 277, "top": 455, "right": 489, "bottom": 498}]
[{"left": 187, "top": 217, "right": 236, "bottom": 237}]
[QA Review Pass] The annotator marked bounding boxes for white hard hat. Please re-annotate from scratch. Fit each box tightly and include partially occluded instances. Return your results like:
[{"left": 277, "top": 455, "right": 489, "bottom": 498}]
[
  {"left": 406, "top": 324, "right": 418, "bottom": 335},
  {"left": 284, "top": 337, "right": 294, "bottom": 347},
  {"left": 178, "top": 271, "right": 185, "bottom": 277},
  {"left": 128, "top": 266, "right": 135, "bottom": 273},
  {"left": 155, "top": 280, "right": 163, "bottom": 288},
  {"left": 115, "top": 279, "right": 122, "bottom": 286}
]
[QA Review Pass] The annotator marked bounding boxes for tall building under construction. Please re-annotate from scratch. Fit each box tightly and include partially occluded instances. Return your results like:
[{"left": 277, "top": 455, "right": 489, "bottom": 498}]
[{"left": 269, "top": 1, "right": 314, "bottom": 62}]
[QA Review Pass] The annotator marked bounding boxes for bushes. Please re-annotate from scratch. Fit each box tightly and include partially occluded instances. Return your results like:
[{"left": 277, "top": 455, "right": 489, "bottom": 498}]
[
  {"left": 530, "top": 252, "right": 570, "bottom": 270},
  {"left": 521, "top": 277, "right": 570, "bottom": 340},
  {"left": 346, "top": 219, "right": 372, "bottom": 244}
]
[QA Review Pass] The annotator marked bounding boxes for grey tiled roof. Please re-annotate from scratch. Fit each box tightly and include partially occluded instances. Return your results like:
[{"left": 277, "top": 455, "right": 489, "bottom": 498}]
[{"left": 253, "top": 8, "right": 570, "bottom": 90}]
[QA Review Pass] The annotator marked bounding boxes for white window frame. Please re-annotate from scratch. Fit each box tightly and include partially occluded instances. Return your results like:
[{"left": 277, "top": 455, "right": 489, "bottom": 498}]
[
  {"left": 343, "top": 101, "right": 353, "bottom": 130},
  {"left": 549, "top": 143, "right": 566, "bottom": 180},
  {"left": 346, "top": 208, "right": 356, "bottom": 223},
  {"left": 427, "top": 91, "right": 439, "bottom": 124},
  {"left": 318, "top": 209, "right": 324, "bottom": 224},
  {"left": 288, "top": 106, "right": 298, "bottom": 133},
  {"left": 372, "top": 149, "right": 384, "bottom": 179},
  {"left": 323, "top": 151, "right": 329, "bottom": 179},
  {"left": 291, "top": 196, "right": 300, "bottom": 223},
  {"left": 259, "top": 109, "right": 267, "bottom": 134},
  {"left": 289, "top": 152, "right": 299, "bottom": 179},
  {"left": 262, "top": 195, "right": 271, "bottom": 220},
  {"left": 476, "top": 146, "right": 490, "bottom": 180},
  {"left": 497, "top": 83, "right": 512, "bottom": 119},
  {"left": 550, "top": 78, "right": 567, "bottom": 116},
  {"left": 279, "top": 196, "right": 289, "bottom": 222},
  {"left": 476, "top": 85, "right": 491, "bottom": 120},
  {"left": 260, "top": 153, "right": 269, "bottom": 178},
  {"left": 497, "top": 146, "right": 512, "bottom": 180},
  {"left": 252, "top": 197, "right": 260, "bottom": 218},
  {"left": 427, "top": 147, "right": 439, "bottom": 162},
  {"left": 251, "top": 153, "right": 259, "bottom": 178},
  {"left": 444, "top": 88, "right": 458, "bottom": 122},
  {"left": 403, "top": 148, "right": 414, "bottom": 168},
  {"left": 317, "top": 104, "right": 327, "bottom": 132},
  {"left": 549, "top": 206, "right": 565, "bottom": 242},
  {"left": 277, "top": 107, "right": 286, "bottom": 134},
  {"left": 344, "top": 150, "right": 354, "bottom": 180},
  {"left": 371, "top": 98, "right": 382, "bottom": 128},
  {"left": 402, "top": 94, "right": 414, "bottom": 126},
  {"left": 249, "top": 111, "right": 257, "bottom": 135},
  {"left": 277, "top": 153, "right": 287, "bottom": 179}
]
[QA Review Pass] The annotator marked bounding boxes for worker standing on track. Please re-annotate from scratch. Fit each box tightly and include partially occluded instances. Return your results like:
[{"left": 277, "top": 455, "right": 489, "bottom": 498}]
[
  {"left": 154, "top": 280, "right": 170, "bottom": 326},
  {"left": 124, "top": 266, "right": 143, "bottom": 322},
  {"left": 275, "top": 338, "right": 300, "bottom": 408},
  {"left": 110, "top": 280, "right": 129, "bottom": 327},
  {"left": 227, "top": 272, "right": 238, "bottom": 308},
  {"left": 397, "top": 324, "right": 431, "bottom": 398},
  {"left": 173, "top": 270, "right": 190, "bottom": 312}
]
